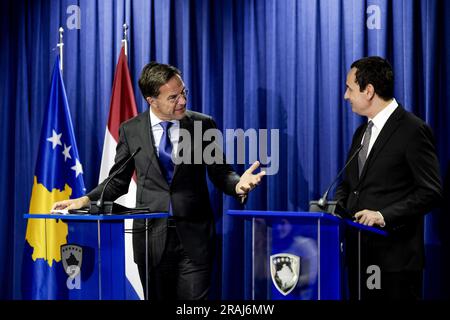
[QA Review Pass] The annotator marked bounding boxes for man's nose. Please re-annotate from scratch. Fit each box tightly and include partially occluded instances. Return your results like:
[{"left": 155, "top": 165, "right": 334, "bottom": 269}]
[{"left": 177, "top": 95, "right": 187, "bottom": 105}]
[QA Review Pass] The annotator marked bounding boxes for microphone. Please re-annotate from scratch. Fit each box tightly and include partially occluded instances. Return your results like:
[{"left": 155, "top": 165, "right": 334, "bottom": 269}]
[
  {"left": 310, "top": 144, "right": 363, "bottom": 217},
  {"left": 94, "top": 147, "right": 141, "bottom": 213}
]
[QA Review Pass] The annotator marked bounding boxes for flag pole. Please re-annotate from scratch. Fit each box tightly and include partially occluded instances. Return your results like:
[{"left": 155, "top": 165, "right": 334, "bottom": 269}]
[
  {"left": 122, "top": 23, "right": 128, "bottom": 56},
  {"left": 57, "top": 27, "right": 64, "bottom": 72}
]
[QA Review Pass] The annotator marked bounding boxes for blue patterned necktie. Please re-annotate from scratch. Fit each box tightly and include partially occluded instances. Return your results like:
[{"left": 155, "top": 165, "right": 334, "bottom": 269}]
[
  {"left": 358, "top": 121, "right": 374, "bottom": 177},
  {"left": 159, "top": 121, "right": 174, "bottom": 184}
]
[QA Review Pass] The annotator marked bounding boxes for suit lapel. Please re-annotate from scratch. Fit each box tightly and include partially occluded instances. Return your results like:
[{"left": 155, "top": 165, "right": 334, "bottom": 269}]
[
  {"left": 345, "top": 126, "right": 365, "bottom": 184},
  {"left": 357, "top": 105, "right": 405, "bottom": 184},
  {"left": 137, "top": 110, "right": 193, "bottom": 185},
  {"left": 172, "top": 112, "right": 193, "bottom": 180},
  {"left": 137, "top": 109, "right": 165, "bottom": 180}
]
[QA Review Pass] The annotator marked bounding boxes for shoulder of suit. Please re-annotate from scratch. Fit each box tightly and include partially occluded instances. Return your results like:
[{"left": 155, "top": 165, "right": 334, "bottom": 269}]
[
  {"left": 118, "top": 110, "right": 149, "bottom": 129},
  {"left": 185, "top": 110, "right": 213, "bottom": 122},
  {"left": 397, "top": 105, "right": 428, "bottom": 129},
  {"left": 117, "top": 109, "right": 215, "bottom": 130},
  {"left": 390, "top": 105, "right": 436, "bottom": 144}
]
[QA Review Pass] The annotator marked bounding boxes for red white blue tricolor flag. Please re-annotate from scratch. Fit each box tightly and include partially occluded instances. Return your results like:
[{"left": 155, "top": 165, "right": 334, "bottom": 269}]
[{"left": 99, "top": 46, "right": 140, "bottom": 299}]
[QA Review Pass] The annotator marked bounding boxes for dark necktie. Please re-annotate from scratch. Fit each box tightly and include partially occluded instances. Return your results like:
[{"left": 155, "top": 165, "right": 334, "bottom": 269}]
[
  {"left": 159, "top": 121, "right": 174, "bottom": 184},
  {"left": 358, "top": 121, "right": 374, "bottom": 177}
]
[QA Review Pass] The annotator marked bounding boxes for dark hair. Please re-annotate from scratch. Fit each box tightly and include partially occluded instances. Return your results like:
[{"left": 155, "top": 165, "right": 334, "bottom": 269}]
[
  {"left": 138, "top": 62, "right": 182, "bottom": 99},
  {"left": 351, "top": 56, "right": 394, "bottom": 101}
]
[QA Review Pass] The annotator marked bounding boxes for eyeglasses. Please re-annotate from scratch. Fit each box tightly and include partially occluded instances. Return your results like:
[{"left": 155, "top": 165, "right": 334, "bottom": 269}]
[{"left": 167, "top": 88, "right": 188, "bottom": 104}]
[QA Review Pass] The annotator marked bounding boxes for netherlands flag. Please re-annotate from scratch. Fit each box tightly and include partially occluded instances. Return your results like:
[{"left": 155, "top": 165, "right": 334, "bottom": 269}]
[{"left": 99, "top": 46, "right": 142, "bottom": 299}]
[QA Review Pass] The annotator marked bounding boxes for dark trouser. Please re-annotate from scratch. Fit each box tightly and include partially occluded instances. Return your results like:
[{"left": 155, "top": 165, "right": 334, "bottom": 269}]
[
  {"left": 137, "top": 226, "right": 211, "bottom": 300},
  {"left": 364, "top": 271, "right": 423, "bottom": 300},
  {"left": 348, "top": 266, "right": 423, "bottom": 300}
]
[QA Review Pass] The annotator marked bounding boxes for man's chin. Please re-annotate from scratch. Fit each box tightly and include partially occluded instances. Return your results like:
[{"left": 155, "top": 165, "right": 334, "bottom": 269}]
[{"left": 174, "top": 108, "right": 187, "bottom": 119}]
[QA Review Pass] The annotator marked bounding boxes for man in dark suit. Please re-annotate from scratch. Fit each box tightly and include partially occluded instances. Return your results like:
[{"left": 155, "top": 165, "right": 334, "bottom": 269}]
[
  {"left": 52, "top": 62, "right": 265, "bottom": 300},
  {"left": 335, "top": 56, "right": 442, "bottom": 300}
]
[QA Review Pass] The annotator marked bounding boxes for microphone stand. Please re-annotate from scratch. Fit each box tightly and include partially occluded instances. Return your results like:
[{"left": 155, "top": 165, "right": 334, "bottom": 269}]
[
  {"left": 91, "top": 147, "right": 142, "bottom": 214},
  {"left": 310, "top": 144, "right": 363, "bottom": 218}
]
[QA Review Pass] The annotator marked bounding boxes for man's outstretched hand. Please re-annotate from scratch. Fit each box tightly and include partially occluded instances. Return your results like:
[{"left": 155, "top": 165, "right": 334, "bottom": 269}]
[{"left": 235, "top": 161, "right": 266, "bottom": 200}]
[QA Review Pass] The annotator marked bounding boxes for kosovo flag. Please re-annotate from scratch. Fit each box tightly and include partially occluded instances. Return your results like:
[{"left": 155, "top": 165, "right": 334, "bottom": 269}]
[{"left": 22, "top": 56, "right": 85, "bottom": 299}]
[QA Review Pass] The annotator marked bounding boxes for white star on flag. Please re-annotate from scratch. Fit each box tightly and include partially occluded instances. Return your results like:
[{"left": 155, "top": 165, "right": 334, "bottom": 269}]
[
  {"left": 71, "top": 158, "right": 83, "bottom": 177},
  {"left": 46, "top": 130, "right": 62, "bottom": 149},
  {"left": 62, "top": 144, "right": 72, "bottom": 161}
]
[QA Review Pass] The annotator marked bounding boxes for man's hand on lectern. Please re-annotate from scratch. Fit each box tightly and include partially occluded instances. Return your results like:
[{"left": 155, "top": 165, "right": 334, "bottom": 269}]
[{"left": 51, "top": 196, "right": 90, "bottom": 212}]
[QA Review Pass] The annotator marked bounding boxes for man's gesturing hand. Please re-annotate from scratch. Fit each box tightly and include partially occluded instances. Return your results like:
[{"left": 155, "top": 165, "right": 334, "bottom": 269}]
[{"left": 235, "top": 161, "right": 266, "bottom": 195}]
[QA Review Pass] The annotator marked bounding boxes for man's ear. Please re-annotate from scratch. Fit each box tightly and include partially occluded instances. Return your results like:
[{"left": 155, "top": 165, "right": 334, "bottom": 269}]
[
  {"left": 365, "top": 84, "right": 375, "bottom": 100},
  {"left": 146, "top": 96, "right": 155, "bottom": 106}
]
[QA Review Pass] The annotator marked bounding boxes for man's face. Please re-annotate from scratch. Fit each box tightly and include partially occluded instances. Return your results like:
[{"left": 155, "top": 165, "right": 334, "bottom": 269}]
[
  {"left": 344, "top": 68, "right": 370, "bottom": 116},
  {"left": 148, "top": 75, "right": 187, "bottom": 120}
]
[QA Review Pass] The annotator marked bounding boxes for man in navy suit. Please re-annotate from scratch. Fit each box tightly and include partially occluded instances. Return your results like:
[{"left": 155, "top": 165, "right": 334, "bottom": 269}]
[
  {"left": 335, "top": 56, "right": 442, "bottom": 300},
  {"left": 52, "top": 62, "right": 265, "bottom": 300}
]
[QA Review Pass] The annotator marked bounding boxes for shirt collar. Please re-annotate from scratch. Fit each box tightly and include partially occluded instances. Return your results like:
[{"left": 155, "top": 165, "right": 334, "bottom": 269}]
[
  {"left": 149, "top": 107, "right": 179, "bottom": 128},
  {"left": 369, "top": 98, "right": 398, "bottom": 130}
]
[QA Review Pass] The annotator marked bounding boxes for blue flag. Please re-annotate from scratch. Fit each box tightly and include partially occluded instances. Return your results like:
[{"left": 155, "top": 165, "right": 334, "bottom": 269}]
[{"left": 23, "top": 56, "right": 85, "bottom": 299}]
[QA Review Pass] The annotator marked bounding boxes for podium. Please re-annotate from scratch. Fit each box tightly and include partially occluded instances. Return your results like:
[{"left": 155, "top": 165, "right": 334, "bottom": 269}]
[
  {"left": 24, "top": 212, "right": 168, "bottom": 300},
  {"left": 224, "top": 210, "right": 386, "bottom": 300}
]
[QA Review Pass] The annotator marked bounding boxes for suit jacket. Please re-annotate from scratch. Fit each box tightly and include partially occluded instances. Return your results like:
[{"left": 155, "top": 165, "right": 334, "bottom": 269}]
[
  {"left": 335, "top": 105, "right": 442, "bottom": 272},
  {"left": 87, "top": 109, "right": 241, "bottom": 266}
]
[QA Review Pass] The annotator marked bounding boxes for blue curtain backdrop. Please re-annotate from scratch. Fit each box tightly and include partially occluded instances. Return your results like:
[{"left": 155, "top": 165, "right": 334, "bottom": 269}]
[{"left": 1, "top": 0, "right": 449, "bottom": 299}]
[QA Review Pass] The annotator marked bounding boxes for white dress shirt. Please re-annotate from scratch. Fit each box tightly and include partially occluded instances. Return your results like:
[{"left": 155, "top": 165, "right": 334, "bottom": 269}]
[
  {"left": 149, "top": 107, "right": 180, "bottom": 157},
  {"left": 363, "top": 98, "right": 399, "bottom": 155},
  {"left": 361, "top": 98, "right": 398, "bottom": 227}
]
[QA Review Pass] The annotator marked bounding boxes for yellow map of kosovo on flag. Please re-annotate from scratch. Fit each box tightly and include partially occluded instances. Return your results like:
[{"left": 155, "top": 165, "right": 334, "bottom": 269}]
[
  {"left": 26, "top": 177, "right": 72, "bottom": 266},
  {"left": 22, "top": 56, "right": 85, "bottom": 299}
]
